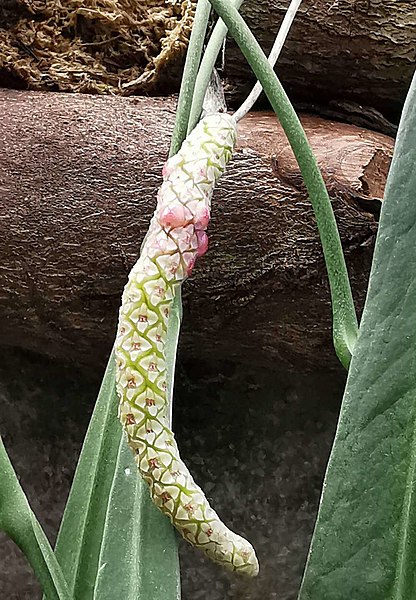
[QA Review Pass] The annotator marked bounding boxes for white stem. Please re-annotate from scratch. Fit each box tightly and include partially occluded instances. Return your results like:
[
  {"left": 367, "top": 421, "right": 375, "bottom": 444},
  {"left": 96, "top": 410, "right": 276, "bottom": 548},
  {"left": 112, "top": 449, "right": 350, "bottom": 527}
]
[{"left": 233, "top": 0, "right": 303, "bottom": 122}]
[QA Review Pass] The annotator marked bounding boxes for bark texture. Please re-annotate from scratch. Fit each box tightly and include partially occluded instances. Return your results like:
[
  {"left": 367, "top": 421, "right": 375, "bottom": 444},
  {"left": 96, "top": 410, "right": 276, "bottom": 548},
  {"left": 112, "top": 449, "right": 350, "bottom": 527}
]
[
  {"left": 0, "top": 89, "right": 394, "bottom": 371},
  {"left": 1, "top": 1, "right": 415, "bottom": 133},
  {"left": 224, "top": 0, "right": 416, "bottom": 133}
]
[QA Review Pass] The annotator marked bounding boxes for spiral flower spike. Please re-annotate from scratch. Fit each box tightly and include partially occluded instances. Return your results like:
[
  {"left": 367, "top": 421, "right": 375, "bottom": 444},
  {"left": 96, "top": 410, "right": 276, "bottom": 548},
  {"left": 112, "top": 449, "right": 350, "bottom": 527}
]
[{"left": 115, "top": 113, "right": 259, "bottom": 576}]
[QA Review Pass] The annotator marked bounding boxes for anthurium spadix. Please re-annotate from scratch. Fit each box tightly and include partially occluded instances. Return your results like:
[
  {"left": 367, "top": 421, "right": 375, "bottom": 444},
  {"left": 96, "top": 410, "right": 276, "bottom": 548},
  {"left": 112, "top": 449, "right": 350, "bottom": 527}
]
[{"left": 115, "top": 113, "right": 259, "bottom": 576}]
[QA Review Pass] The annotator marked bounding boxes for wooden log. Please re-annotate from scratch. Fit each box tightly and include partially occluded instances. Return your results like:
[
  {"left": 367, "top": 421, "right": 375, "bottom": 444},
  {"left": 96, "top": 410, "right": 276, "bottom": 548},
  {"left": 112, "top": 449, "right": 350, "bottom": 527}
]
[
  {"left": 224, "top": 0, "right": 416, "bottom": 133},
  {"left": 0, "top": 89, "right": 393, "bottom": 371},
  {"left": 1, "top": 1, "right": 414, "bottom": 133}
]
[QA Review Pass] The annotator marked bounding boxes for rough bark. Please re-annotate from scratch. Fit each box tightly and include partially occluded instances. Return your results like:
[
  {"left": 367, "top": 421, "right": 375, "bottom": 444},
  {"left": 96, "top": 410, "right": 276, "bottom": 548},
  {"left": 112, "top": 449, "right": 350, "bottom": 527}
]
[
  {"left": 0, "top": 89, "right": 393, "bottom": 371},
  {"left": 1, "top": 1, "right": 415, "bottom": 134},
  {"left": 224, "top": 0, "right": 416, "bottom": 133}
]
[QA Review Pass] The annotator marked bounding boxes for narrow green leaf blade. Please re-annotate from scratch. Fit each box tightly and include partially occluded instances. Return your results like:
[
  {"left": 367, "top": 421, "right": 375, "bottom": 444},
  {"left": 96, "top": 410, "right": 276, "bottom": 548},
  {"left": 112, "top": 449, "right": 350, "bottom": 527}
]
[
  {"left": 52, "top": 354, "right": 121, "bottom": 595},
  {"left": 53, "top": 343, "right": 180, "bottom": 598},
  {"left": 299, "top": 72, "right": 416, "bottom": 599},
  {"left": 92, "top": 433, "right": 180, "bottom": 599},
  {"left": 29, "top": 512, "right": 72, "bottom": 600},
  {"left": 0, "top": 438, "right": 71, "bottom": 600}
]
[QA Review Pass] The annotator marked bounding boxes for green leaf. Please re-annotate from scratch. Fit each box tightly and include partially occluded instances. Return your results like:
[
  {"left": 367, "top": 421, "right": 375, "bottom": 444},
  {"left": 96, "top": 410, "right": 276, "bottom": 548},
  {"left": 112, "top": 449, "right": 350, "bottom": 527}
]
[
  {"left": 89, "top": 429, "right": 180, "bottom": 600},
  {"left": 298, "top": 71, "right": 416, "bottom": 599},
  {"left": 169, "top": 0, "right": 211, "bottom": 155},
  {"left": 0, "top": 438, "right": 71, "bottom": 600},
  {"left": 53, "top": 299, "right": 182, "bottom": 599}
]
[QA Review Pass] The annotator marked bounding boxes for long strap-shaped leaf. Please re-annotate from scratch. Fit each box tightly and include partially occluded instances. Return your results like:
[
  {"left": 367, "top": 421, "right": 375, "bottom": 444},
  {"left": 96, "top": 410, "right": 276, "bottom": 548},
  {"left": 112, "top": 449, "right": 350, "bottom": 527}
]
[
  {"left": 299, "top": 72, "right": 416, "bottom": 599},
  {"left": 51, "top": 301, "right": 181, "bottom": 600},
  {"left": 0, "top": 437, "right": 71, "bottom": 600}
]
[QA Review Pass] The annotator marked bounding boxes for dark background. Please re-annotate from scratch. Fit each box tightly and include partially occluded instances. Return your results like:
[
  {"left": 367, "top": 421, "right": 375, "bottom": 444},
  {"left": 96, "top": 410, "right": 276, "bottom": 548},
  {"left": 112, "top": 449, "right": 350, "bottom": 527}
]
[{"left": 0, "top": 347, "right": 344, "bottom": 599}]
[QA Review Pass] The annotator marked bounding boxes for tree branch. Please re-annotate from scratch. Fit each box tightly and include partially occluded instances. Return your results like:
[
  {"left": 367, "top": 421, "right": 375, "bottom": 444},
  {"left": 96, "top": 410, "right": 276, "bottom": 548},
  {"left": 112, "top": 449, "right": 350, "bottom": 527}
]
[{"left": 0, "top": 90, "right": 393, "bottom": 371}]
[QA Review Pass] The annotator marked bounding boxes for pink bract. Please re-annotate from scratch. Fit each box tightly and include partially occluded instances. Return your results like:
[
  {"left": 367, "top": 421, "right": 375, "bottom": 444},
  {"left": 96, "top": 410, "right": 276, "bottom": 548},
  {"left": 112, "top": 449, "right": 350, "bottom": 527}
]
[
  {"left": 196, "top": 230, "right": 209, "bottom": 257},
  {"left": 194, "top": 206, "right": 210, "bottom": 230},
  {"left": 159, "top": 205, "right": 188, "bottom": 229}
]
